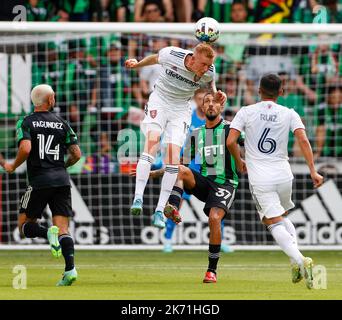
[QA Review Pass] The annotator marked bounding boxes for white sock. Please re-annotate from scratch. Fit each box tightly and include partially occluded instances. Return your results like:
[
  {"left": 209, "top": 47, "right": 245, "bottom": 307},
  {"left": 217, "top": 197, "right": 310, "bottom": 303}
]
[
  {"left": 268, "top": 221, "right": 304, "bottom": 266},
  {"left": 134, "top": 153, "right": 154, "bottom": 202},
  {"left": 283, "top": 217, "right": 298, "bottom": 245},
  {"left": 155, "top": 165, "right": 179, "bottom": 212}
]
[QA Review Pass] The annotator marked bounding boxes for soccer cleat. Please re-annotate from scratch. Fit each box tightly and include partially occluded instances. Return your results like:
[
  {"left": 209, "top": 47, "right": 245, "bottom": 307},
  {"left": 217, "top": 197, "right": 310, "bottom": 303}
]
[
  {"left": 164, "top": 203, "right": 182, "bottom": 224},
  {"left": 151, "top": 211, "right": 166, "bottom": 229},
  {"left": 221, "top": 243, "right": 234, "bottom": 253},
  {"left": 130, "top": 198, "right": 143, "bottom": 216},
  {"left": 163, "top": 243, "right": 173, "bottom": 253},
  {"left": 56, "top": 267, "right": 78, "bottom": 286},
  {"left": 203, "top": 271, "right": 217, "bottom": 283},
  {"left": 303, "top": 257, "right": 314, "bottom": 289},
  {"left": 47, "top": 226, "right": 61, "bottom": 258},
  {"left": 291, "top": 263, "right": 303, "bottom": 284}
]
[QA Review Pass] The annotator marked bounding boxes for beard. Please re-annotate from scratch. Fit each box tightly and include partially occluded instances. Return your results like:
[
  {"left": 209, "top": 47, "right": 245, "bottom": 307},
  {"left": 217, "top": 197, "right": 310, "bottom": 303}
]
[{"left": 205, "top": 113, "right": 218, "bottom": 121}]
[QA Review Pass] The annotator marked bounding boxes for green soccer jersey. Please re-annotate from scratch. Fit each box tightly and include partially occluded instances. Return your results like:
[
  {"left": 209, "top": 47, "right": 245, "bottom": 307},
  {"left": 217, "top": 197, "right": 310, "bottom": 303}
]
[
  {"left": 183, "top": 118, "right": 239, "bottom": 188},
  {"left": 113, "top": 0, "right": 135, "bottom": 22},
  {"left": 205, "top": 0, "right": 233, "bottom": 22},
  {"left": 59, "top": 0, "right": 89, "bottom": 14},
  {"left": 26, "top": 0, "right": 51, "bottom": 21},
  {"left": 315, "top": 103, "right": 342, "bottom": 157}
]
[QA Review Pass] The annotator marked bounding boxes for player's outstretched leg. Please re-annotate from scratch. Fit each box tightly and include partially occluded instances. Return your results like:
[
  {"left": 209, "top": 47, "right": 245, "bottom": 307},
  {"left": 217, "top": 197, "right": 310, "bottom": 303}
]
[
  {"left": 164, "top": 185, "right": 183, "bottom": 224},
  {"left": 130, "top": 152, "right": 155, "bottom": 216},
  {"left": 282, "top": 216, "right": 303, "bottom": 283},
  {"left": 47, "top": 226, "right": 62, "bottom": 258},
  {"left": 56, "top": 234, "right": 77, "bottom": 286},
  {"left": 267, "top": 219, "right": 314, "bottom": 289},
  {"left": 203, "top": 208, "right": 225, "bottom": 283},
  {"left": 154, "top": 165, "right": 179, "bottom": 226}
]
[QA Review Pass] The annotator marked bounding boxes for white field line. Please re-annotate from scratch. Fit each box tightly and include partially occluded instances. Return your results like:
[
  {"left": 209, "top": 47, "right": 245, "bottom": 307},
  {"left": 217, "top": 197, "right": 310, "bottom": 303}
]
[{"left": 0, "top": 264, "right": 341, "bottom": 270}]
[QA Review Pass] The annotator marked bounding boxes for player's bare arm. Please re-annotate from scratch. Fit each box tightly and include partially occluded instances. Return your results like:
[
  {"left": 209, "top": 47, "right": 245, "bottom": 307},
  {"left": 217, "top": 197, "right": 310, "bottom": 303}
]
[
  {"left": 125, "top": 54, "right": 159, "bottom": 69},
  {"left": 65, "top": 144, "right": 82, "bottom": 168},
  {"left": 208, "top": 80, "right": 227, "bottom": 106},
  {"left": 0, "top": 140, "right": 31, "bottom": 174},
  {"left": 226, "top": 129, "right": 247, "bottom": 174},
  {"left": 294, "top": 128, "right": 323, "bottom": 188}
]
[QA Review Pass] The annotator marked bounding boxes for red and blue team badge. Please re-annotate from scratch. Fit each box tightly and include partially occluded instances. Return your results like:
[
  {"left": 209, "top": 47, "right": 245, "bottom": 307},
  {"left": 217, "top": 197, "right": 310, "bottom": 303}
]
[
  {"left": 171, "top": 66, "right": 177, "bottom": 71},
  {"left": 268, "top": 104, "right": 272, "bottom": 109},
  {"left": 150, "top": 110, "right": 157, "bottom": 119}
]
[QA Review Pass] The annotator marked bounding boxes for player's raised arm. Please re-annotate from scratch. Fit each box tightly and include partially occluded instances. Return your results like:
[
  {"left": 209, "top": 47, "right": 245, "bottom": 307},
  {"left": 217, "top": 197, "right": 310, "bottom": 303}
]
[
  {"left": 209, "top": 80, "right": 227, "bottom": 106},
  {"left": 124, "top": 54, "right": 159, "bottom": 69},
  {"left": 294, "top": 128, "right": 323, "bottom": 189},
  {"left": 65, "top": 144, "right": 81, "bottom": 168}
]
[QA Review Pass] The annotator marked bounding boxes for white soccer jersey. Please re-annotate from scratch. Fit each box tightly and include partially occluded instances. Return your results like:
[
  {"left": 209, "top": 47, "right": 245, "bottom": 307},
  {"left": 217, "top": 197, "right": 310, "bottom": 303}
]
[
  {"left": 230, "top": 100, "right": 305, "bottom": 185},
  {"left": 152, "top": 46, "right": 215, "bottom": 110}
]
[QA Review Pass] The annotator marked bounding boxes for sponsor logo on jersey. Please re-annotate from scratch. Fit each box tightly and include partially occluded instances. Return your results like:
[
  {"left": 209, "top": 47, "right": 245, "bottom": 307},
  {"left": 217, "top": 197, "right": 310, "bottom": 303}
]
[
  {"left": 32, "top": 121, "right": 63, "bottom": 130},
  {"left": 165, "top": 69, "right": 200, "bottom": 88}
]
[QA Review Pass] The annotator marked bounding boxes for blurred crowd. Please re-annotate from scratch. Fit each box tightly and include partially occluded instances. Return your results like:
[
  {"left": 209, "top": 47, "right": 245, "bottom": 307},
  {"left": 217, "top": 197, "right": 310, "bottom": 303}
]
[
  {"left": 1, "top": 0, "right": 341, "bottom": 175},
  {"left": 0, "top": 0, "right": 341, "bottom": 23}
]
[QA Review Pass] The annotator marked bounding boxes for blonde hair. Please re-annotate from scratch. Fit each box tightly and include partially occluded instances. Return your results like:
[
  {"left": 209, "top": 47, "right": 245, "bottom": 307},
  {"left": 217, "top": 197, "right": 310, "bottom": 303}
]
[
  {"left": 31, "top": 84, "right": 54, "bottom": 106},
  {"left": 193, "top": 43, "right": 216, "bottom": 59}
]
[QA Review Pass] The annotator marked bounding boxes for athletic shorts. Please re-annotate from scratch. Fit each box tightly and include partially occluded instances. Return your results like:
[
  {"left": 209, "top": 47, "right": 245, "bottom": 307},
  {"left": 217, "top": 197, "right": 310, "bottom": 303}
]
[
  {"left": 249, "top": 180, "right": 295, "bottom": 221},
  {"left": 184, "top": 169, "right": 236, "bottom": 216},
  {"left": 19, "top": 185, "right": 73, "bottom": 219},
  {"left": 140, "top": 95, "right": 192, "bottom": 147}
]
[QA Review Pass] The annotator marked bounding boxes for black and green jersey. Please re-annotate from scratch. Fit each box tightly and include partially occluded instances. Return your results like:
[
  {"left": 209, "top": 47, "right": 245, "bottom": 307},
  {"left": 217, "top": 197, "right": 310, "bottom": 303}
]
[
  {"left": 183, "top": 119, "right": 239, "bottom": 188},
  {"left": 16, "top": 111, "right": 78, "bottom": 189}
]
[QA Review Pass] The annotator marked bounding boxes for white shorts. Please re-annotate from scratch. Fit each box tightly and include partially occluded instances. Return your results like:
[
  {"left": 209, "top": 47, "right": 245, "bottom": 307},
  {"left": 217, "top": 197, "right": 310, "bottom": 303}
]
[
  {"left": 249, "top": 181, "right": 295, "bottom": 221},
  {"left": 141, "top": 97, "right": 192, "bottom": 147}
]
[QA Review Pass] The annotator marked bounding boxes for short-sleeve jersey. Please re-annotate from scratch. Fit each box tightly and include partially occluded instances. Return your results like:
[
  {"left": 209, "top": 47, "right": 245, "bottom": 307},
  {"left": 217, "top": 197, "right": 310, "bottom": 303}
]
[
  {"left": 153, "top": 46, "right": 215, "bottom": 110},
  {"left": 230, "top": 101, "right": 305, "bottom": 185},
  {"left": 183, "top": 119, "right": 239, "bottom": 188},
  {"left": 16, "top": 111, "right": 78, "bottom": 189}
]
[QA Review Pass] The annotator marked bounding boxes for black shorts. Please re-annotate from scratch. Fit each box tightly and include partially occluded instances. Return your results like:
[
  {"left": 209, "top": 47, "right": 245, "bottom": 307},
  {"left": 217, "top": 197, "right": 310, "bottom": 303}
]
[
  {"left": 184, "top": 170, "right": 236, "bottom": 216},
  {"left": 19, "top": 185, "right": 73, "bottom": 219}
]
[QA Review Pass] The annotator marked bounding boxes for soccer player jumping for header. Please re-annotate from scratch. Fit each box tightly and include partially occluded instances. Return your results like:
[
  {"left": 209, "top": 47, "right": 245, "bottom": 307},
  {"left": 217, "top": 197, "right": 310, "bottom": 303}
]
[
  {"left": 125, "top": 43, "right": 226, "bottom": 228},
  {"left": 227, "top": 73, "right": 324, "bottom": 289}
]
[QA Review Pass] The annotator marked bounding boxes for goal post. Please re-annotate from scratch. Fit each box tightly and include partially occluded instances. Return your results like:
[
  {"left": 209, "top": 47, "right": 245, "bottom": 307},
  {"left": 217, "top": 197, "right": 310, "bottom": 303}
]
[{"left": 0, "top": 22, "right": 341, "bottom": 249}]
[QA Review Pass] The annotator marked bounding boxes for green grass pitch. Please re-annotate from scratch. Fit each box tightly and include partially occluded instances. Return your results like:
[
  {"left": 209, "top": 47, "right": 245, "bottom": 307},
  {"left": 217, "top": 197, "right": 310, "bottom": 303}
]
[{"left": 0, "top": 250, "right": 341, "bottom": 300}]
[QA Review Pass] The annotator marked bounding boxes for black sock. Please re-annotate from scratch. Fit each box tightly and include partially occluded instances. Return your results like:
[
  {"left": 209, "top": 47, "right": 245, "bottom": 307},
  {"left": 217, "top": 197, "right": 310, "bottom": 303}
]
[
  {"left": 168, "top": 186, "right": 183, "bottom": 210},
  {"left": 59, "top": 234, "right": 75, "bottom": 272},
  {"left": 22, "top": 222, "right": 48, "bottom": 239},
  {"left": 207, "top": 244, "right": 221, "bottom": 274}
]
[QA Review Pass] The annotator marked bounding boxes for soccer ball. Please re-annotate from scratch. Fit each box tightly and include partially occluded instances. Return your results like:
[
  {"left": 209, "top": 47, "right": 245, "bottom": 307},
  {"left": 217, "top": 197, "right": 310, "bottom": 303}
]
[{"left": 194, "top": 17, "right": 220, "bottom": 43}]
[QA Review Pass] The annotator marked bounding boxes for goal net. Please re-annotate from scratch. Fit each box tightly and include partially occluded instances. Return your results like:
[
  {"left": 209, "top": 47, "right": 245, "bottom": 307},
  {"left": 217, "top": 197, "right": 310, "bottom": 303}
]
[{"left": 0, "top": 23, "right": 341, "bottom": 248}]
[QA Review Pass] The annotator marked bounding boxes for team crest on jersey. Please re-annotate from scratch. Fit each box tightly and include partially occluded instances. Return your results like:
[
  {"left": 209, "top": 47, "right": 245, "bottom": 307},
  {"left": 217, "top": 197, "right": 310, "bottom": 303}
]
[
  {"left": 171, "top": 66, "right": 177, "bottom": 71},
  {"left": 150, "top": 110, "right": 157, "bottom": 119}
]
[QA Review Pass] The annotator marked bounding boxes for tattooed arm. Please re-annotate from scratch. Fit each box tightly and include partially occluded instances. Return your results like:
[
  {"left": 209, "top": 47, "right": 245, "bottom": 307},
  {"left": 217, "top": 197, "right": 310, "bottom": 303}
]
[{"left": 65, "top": 144, "right": 82, "bottom": 168}]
